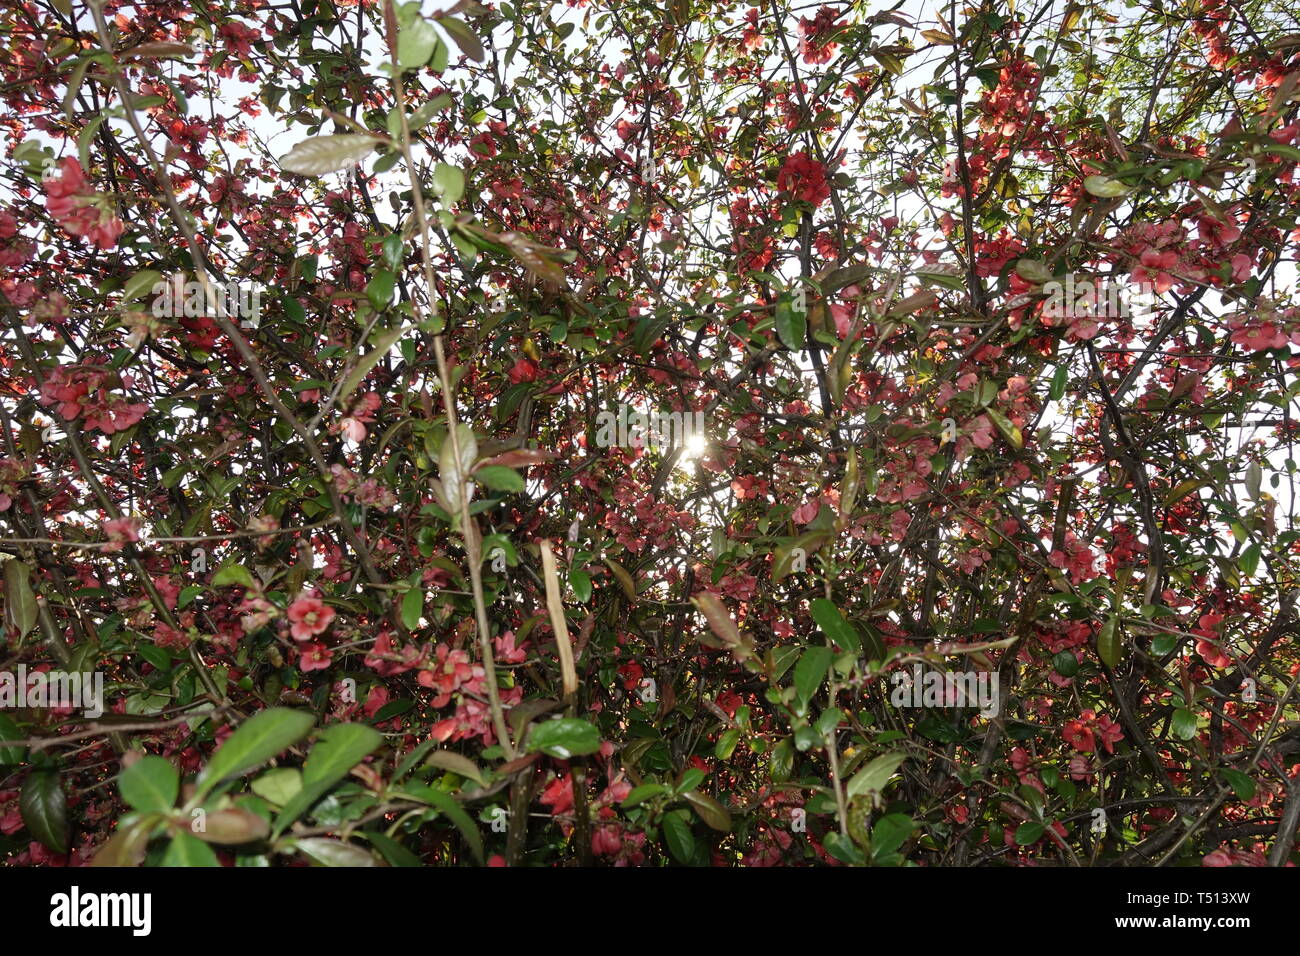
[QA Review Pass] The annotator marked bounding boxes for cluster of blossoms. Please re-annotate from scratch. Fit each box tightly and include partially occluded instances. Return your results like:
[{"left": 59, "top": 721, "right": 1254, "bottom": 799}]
[
  {"left": 1226, "top": 299, "right": 1300, "bottom": 352},
  {"left": 42, "top": 158, "right": 125, "bottom": 250},
  {"left": 776, "top": 151, "right": 832, "bottom": 207},
  {"left": 417, "top": 644, "right": 484, "bottom": 708},
  {"left": 329, "top": 463, "right": 397, "bottom": 508},
  {"left": 1192, "top": 611, "right": 1231, "bottom": 668},
  {"left": 797, "top": 5, "right": 846, "bottom": 64},
  {"left": 101, "top": 516, "right": 142, "bottom": 552},
  {"left": 945, "top": 55, "right": 1057, "bottom": 199},
  {"left": 1062, "top": 709, "right": 1124, "bottom": 754},
  {"left": 37, "top": 364, "right": 148, "bottom": 435},
  {"left": 0, "top": 208, "right": 36, "bottom": 311},
  {"left": 0, "top": 457, "right": 29, "bottom": 512},
  {"left": 287, "top": 595, "right": 337, "bottom": 673},
  {"left": 602, "top": 483, "right": 696, "bottom": 554},
  {"left": 336, "top": 391, "right": 382, "bottom": 442},
  {"left": 1047, "top": 531, "right": 1101, "bottom": 584}
]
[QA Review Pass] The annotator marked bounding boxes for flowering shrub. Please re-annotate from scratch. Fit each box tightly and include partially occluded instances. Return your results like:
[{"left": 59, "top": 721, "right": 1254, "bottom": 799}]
[{"left": 0, "top": 0, "right": 1298, "bottom": 869}]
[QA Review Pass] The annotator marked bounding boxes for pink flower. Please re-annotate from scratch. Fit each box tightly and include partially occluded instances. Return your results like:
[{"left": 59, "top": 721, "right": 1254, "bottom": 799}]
[
  {"left": 1062, "top": 717, "right": 1095, "bottom": 752},
  {"left": 43, "top": 158, "right": 125, "bottom": 250},
  {"left": 102, "top": 516, "right": 142, "bottom": 551},
  {"left": 298, "top": 642, "right": 334, "bottom": 672},
  {"left": 494, "top": 630, "right": 527, "bottom": 664},
  {"left": 1196, "top": 638, "right": 1231, "bottom": 668},
  {"left": 287, "top": 596, "right": 335, "bottom": 641},
  {"left": 1230, "top": 322, "right": 1287, "bottom": 351},
  {"left": 777, "top": 152, "right": 831, "bottom": 206}
]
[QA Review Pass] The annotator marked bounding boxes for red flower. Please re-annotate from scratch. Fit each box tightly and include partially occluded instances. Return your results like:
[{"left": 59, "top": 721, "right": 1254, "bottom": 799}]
[
  {"left": 287, "top": 596, "right": 335, "bottom": 641},
  {"left": 102, "top": 516, "right": 142, "bottom": 552},
  {"left": 508, "top": 358, "right": 540, "bottom": 383},
  {"left": 777, "top": 151, "right": 831, "bottom": 206},
  {"left": 298, "top": 642, "right": 334, "bottom": 672},
  {"left": 43, "top": 158, "right": 125, "bottom": 250},
  {"left": 1062, "top": 717, "right": 1095, "bottom": 753}
]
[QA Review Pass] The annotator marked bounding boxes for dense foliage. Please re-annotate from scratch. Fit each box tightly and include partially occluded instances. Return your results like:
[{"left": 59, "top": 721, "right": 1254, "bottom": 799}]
[{"left": 1, "top": 0, "right": 1299, "bottom": 867}]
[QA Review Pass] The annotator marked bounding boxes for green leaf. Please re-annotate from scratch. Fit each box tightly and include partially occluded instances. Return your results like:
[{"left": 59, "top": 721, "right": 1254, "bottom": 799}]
[
  {"left": 1171, "top": 708, "right": 1199, "bottom": 740},
  {"left": 872, "top": 49, "right": 905, "bottom": 75},
  {"left": 915, "top": 270, "right": 966, "bottom": 291},
  {"left": 433, "top": 162, "right": 465, "bottom": 204},
  {"left": 1164, "top": 479, "right": 1208, "bottom": 508},
  {"left": 1096, "top": 616, "right": 1122, "bottom": 668},
  {"left": 1219, "top": 768, "right": 1256, "bottom": 801},
  {"left": 871, "top": 813, "right": 915, "bottom": 858},
  {"left": 302, "top": 724, "right": 383, "bottom": 787},
  {"left": 675, "top": 767, "right": 705, "bottom": 794},
  {"left": 162, "top": 831, "right": 221, "bottom": 866},
  {"left": 401, "top": 586, "right": 424, "bottom": 630},
  {"left": 195, "top": 708, "right": 315, "bottom": 800},
  {"left": 1239, "top": 543, "right": 1260, "bottom": 578},
  {"left": 984, "top": 407, "right": 1023, "bottom": 450},
  {"left": 0, "top": 713, "right": 26, "bottom": 766},
  {"left": 1083, "top": 175, "right": 1130, "bottom": 198},
  {"left": 793, "top": 645, "right": 834, "bottom": 705},
  {"left": 775, "top": 294, "right": 806, "bottom": 351},
  {"left": 569, "top": 569, "right": 592, "bottom": 603},
  {"left": 400, "top": 783, "right": 484, "bottom": 863},
  {"left": 808, "top": 598, "right": 861, "bottom": 652},
  {"left": 772, "top": 531, "right": 830, "bottom": 580},
  {"left": 1262, "top": 142, "right": 1300, "bottom": 162},
  {"left": 365, "top": 269, "right": 395, "bottom": 310},
  {"left": 1049, "top": 365, "right": 1068, "bottom": 401},
  {"left": 118, "top": 755, "right": 179, "bottom": 813},
  {"left": 1014, "top": 821, "right": 1045, "bottom": 845},
  {"left": 4, "top": 559, "right": 37, "bottom": 641},
  {"left": 715, "top": 728, "right": 741, "bottom": 760},
  {"left": 272, "top": 723, "right": 382, "bottom": 837},
  {"left": 769, "top": 737, "right": 794, "bottom": 783},
  {"left": 295, "top": 837, "right": 380, "bottom": 867},
  {"left": 250, "top": 768, "right": 302, "bottom": 806},
  {"left": 661, "top": 811, "right": 695, "bottom": 863},
  {"left": 1245, "top": 461, "right": 1262, "bottom": 502},
  {"left": 423, "top": 750, "right": 487, "bottom": 787},
  {"left": 1014, "top": 259, "right": 1053, "bottom": 284},
  {"left": 846, "top": 751, "right": 907, "bottom": 800},
  {"left": 122, "top": 269, "right": 163, "bottom": 302},
  {"left": 278, "top": 134, "right": 377, "bottom": 176},
  {"left": 682, "top": 790, "right": 731, "bottom": 832},
  {"left": 435, "top": 16, "right": 486, "bottom": 62},
  {"left": 211, "top": 562, "right": 255, "bottom": 589},
  {"left": 474, "top": 465, "right": 523, "bottom": 493},
  {"left": 1052, "top": 650, "right": 1079, "bottom": 678},
  {"left": 408, "top": 94, "right": 452, "bottom": 131},
  {"left": 365, "top": 831, "right": 422, "bottom": 866},
  {"left": 527, "top": 717, "right": 601, "bottom": 759},
  {"left": 823, "top": 830, "right": 867, "bottom": 864},
  {"left": 437, "top": 423, "right": 478, "bottom": 513},
  {"left": 397, "top": 16, "right": 439, "bottom": 71},
  {"left": 622, "top": 783, "right": 669, "bottom": 807},
  {"left": 21, "top": 771, "right": 68, "bottom": 854},
  {"left": 1151, "top": 634, "right": 1178, "bottom": 656}
]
